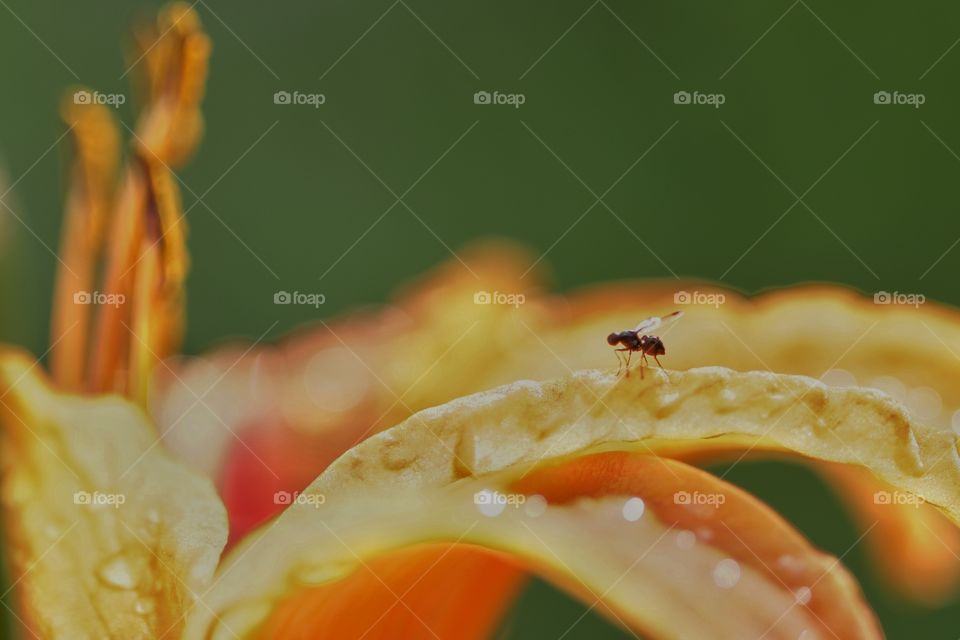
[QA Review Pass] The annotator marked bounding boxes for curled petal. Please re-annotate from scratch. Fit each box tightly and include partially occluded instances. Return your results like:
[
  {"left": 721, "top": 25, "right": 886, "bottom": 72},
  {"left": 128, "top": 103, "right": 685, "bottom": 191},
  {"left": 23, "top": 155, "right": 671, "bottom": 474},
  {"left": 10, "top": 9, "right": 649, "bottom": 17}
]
[{"left": 184, "top": 368, "right": 900, "bottom": 638}]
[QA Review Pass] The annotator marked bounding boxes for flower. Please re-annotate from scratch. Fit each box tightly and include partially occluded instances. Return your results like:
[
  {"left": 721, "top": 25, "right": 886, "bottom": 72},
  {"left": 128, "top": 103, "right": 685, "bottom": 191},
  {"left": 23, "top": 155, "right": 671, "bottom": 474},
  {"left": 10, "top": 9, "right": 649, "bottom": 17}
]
[{"left": 1, "top": 4, "right": 956, "bottom": 639}]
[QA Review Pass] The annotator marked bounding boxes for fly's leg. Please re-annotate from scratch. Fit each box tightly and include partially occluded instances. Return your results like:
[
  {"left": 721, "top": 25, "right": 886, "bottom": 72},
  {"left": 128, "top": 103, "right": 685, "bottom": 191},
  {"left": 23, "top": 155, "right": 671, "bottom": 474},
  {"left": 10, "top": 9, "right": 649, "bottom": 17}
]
[
  {"left": 654, "top": 355, "right": 670, "bottom": 382},
  {"left": 614, "top": 348, "right": 629, "bottom": 376},
  {"left": 640, "top": 353, "right": 648, "bottom": 379}
]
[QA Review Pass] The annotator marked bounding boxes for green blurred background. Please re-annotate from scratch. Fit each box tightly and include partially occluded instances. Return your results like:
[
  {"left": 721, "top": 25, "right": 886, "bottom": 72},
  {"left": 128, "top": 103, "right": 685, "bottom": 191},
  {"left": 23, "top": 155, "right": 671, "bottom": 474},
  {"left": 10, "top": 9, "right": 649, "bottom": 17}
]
[{"left": 1, "top": 1, "right": 959, "bottom": 638}]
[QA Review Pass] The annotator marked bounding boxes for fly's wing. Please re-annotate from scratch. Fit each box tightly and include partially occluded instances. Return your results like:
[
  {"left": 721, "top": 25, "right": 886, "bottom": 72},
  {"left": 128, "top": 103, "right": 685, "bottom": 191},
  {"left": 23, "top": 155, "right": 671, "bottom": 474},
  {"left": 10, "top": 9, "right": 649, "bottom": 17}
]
[{"left": 634, "top": 311, "right": 683, "bottom": 334}]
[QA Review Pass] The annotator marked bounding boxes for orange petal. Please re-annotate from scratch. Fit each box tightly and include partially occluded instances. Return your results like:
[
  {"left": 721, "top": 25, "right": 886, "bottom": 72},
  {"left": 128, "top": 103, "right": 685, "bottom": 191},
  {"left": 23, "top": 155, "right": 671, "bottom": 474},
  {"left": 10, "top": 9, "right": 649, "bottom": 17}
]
[
  {"left": 257, "top": 545, "right": 524, "bottom": 640},
  {"left": 513, "top": 451, "right": 880, "bottom": 639},
  {"left": 188, "top": 452, "right": 879, "bottom": 639}
]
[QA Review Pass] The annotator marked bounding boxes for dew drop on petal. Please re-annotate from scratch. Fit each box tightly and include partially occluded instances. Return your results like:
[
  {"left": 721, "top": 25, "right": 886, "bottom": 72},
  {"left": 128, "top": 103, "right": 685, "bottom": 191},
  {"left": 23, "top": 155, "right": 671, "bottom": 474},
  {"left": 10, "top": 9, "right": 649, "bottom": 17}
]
[
  {"left": 675, "top": 530, "right": 696, "bottom": 549},
  {"left": 97, "top": 552, "right": 144, "bottom": 590},
  {"left": 475, "top": 490, "right": 506, "bottom": 518},
  {"left": 134, "top": 598, "right": 156, "bottom": 615},
  {"left": 777, "top": 554, "right": 806, "bottom": 578},
  {"left": 713, "top": 558, "right": 741, "bottom": 589},
  {"left": 525, "top": 494, "right": 547, "bottom": 517},
  {"left": 794, "top": 586, "right": 813, "bottom": 605},
  {"left": 622, "top": 497, "right": 645, "bottom": 522}
]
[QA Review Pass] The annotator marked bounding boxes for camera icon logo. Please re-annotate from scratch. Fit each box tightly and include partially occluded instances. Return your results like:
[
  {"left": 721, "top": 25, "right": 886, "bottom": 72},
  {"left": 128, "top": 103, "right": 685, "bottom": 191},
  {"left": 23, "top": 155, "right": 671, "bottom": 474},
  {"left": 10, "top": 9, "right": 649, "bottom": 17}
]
[
  {"left": 873, "top": 291, "right": 891, "bottom": 304},
  {"left": 673, "top": 290, "right": 691, "bottom": 305},
  {"left": 73, "top": 291, "right": 92, "bottom": 304},
  {"left": 73, "top": 90, "right": 92, "bottom": 105},
  {"left": 673, "top": 91, "right": 691, "bottom": 105},
  {"left": 274, "top": 91, "right": 292, "bottom": 105},
  {"left": 473, "top": 91, "right": 492, "bottom": 105},
  {"left": 274, "top": 291, "right": 292, "bottom": 304},
  {"left": 73, "top": 490, "right": 92, "bottom": 505},
  {"left": 273, "top": 490, "right": 293, "bottom": 505},
  {"left": 873, "top": 91, "right": 891, "bottom": 105},
  {"left": 673, "top": 491, "right": 692, "bottom": 505},
  {"left": 474, "top": 290, "right": 492, "bottom": 305},
  {"left": 873, "top": 490, "right": 892, "bottom": 504}
]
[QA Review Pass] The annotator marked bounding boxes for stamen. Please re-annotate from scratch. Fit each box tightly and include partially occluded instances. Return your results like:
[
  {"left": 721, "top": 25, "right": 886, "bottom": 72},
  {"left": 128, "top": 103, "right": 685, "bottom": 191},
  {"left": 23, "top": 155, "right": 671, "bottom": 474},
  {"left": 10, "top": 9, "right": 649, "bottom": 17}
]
[
  {"left": 50, "top": 99, "right": 119, "bottom": 391},
  {"left": 50, "top": 3, "right": 209, "bottom": 403}
]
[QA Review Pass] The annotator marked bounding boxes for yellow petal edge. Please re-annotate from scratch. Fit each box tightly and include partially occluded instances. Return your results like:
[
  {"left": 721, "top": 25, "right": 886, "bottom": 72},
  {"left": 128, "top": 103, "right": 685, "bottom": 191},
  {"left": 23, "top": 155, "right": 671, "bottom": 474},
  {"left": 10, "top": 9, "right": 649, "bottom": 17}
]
[
  {"left": 186, "top": 365, "right": 937, "bottom": 638},
  {"left": 0, "top": 350, "right": 227, "bottom": 639}
]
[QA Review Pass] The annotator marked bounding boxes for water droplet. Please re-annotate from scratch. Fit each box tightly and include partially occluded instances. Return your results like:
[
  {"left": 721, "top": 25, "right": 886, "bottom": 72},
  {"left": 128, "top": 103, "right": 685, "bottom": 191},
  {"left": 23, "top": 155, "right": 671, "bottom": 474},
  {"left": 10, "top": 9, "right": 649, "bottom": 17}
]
[
  {"left": 713, "top": 558, "right": 741, "bottom": 589},
  {"left": 474, "top": 490, "right": 506, "bottom": 517},
  {"left": 525, "top": 495, "right": 547, "bottom": 517},
  {"left": 794, "top": 586, "right": 812, "bottom": 605},
  {"left": 134, "top": 598, "right": 155, "bottom": 615},
  {"left": 622, "top": 497, "right": 645, "bottom": 522},
  {"left": 97, "top": 552, "right": 145, "bottom": 590},
  {"left": 675, "top": 530, "right": 696, "bottom": 549},
  {"left": 776, "top": 554, "right": 806, "bottom": 578}
]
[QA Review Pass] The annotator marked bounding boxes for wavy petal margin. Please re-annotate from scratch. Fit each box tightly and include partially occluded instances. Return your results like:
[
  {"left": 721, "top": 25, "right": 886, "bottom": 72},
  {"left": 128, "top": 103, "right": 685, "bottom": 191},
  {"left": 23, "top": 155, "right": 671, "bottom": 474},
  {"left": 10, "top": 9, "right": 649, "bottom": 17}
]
[{"left": 185, "top": 367, "right": 908, "bottom": 639}]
